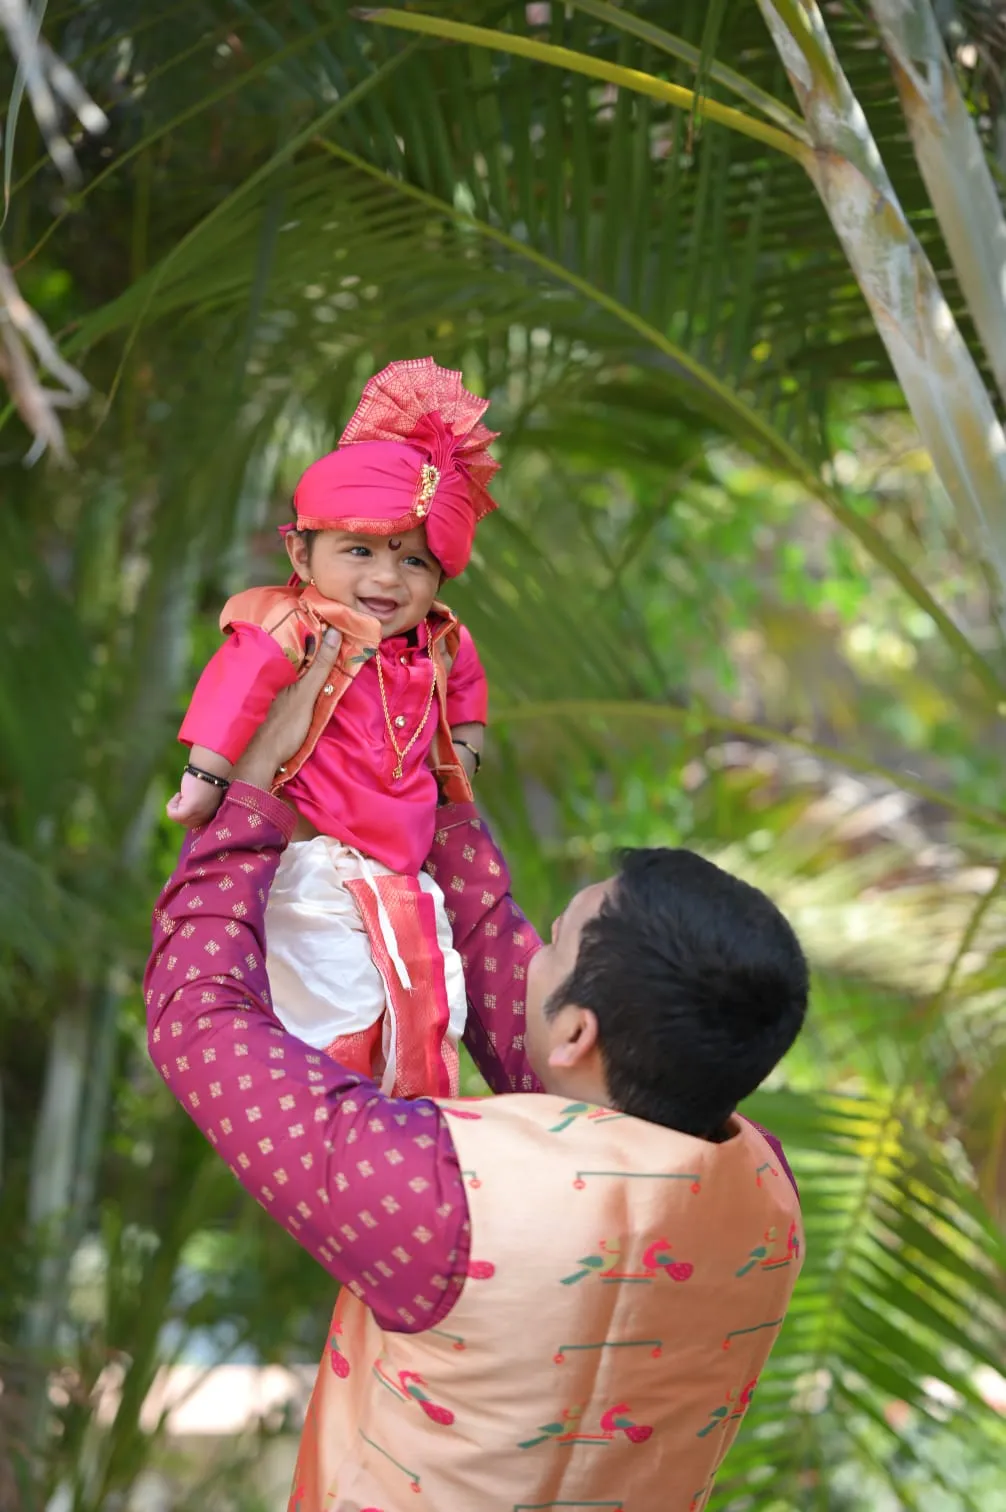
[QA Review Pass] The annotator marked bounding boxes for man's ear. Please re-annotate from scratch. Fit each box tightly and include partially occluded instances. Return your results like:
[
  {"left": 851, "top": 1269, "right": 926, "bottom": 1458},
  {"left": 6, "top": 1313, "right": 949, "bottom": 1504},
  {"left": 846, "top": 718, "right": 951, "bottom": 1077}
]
[
  {"left": 547, "top": 1006, "right": 599, "bottom": 1071},
  {"left": 285, "top": 531, "right": 311, "bottom": 582}
]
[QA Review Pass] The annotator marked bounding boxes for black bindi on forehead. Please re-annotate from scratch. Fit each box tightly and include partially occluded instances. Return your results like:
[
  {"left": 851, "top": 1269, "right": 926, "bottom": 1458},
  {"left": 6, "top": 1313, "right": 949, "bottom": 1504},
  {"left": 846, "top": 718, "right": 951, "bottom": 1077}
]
[{"left": 388, "top": 537, "right": 402, "bottom": 551}]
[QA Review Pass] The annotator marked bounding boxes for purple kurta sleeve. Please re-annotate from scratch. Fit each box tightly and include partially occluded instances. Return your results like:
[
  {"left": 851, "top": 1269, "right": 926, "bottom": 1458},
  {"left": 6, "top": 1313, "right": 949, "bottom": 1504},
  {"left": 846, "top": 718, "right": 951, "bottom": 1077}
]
[
  {"left": 425, "top": 804, "right": 544, "bottom": 1094},
  {"left": 145, "top": 783, "right": 472, "bottom": 1332}
]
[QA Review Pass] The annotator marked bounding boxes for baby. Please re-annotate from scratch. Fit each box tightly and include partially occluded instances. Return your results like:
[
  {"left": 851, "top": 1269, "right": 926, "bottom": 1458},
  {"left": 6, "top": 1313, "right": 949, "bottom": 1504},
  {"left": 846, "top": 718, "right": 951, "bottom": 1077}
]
[{"left": 168, "top": 358, "right": 498, "bottom": 1098}]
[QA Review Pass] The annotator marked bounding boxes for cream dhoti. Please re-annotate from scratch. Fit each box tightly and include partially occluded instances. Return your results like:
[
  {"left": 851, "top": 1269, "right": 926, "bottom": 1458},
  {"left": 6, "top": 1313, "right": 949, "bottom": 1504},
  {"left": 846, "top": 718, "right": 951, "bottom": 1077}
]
[{"left": 264, "top": 836, "right": 465, "bottom": 1098}]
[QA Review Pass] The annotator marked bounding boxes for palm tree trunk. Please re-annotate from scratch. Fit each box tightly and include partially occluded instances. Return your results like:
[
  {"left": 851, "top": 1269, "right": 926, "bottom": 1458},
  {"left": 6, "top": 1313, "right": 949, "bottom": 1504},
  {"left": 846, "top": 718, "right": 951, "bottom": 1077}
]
[
  {"left": 20, "top": 991, "right": 92, "bottom": 1453},
  {"left": 756, "top": 0, "right": 1006, "bottom": 626},
  {"left": 18, "top": 551, "right": 198, "bottom": 1482},
  {"left": 870, "top": 0, "right": 1006, "bottom": 409}
]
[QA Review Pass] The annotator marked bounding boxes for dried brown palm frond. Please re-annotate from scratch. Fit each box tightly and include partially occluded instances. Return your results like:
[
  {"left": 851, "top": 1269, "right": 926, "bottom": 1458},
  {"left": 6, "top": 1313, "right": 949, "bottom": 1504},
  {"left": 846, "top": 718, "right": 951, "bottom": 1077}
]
[{"left": 0, "top": 0, "right": 105, "bottom": 460}]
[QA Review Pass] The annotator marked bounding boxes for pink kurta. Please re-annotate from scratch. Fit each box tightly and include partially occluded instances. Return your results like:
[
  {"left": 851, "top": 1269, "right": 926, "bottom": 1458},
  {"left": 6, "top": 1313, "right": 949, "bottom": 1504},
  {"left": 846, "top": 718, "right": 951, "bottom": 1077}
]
[{"left": 179, "top": 614, "right": 486, "bottom": 874}]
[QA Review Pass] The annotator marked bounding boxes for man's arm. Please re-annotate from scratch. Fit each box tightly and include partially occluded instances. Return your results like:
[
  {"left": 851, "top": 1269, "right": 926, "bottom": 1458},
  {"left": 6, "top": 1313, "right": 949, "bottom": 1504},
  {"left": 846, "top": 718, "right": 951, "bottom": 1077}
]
[
  {"left": 146, "top": 782, "right": 471, "bottom": 1332},
  {"left": 425, "top": 805, "right": 543, "bottom": 1094}
]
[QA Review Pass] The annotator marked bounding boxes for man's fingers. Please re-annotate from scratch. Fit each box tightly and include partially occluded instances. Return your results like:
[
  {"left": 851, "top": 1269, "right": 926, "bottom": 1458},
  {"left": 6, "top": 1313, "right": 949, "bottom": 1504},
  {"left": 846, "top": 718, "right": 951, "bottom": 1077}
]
[
  {"left": 301, "top": 628, "right": 341, "bottom": 688},
  {"left": 234, "top": 628, "right": 344, "bottom": 787}
]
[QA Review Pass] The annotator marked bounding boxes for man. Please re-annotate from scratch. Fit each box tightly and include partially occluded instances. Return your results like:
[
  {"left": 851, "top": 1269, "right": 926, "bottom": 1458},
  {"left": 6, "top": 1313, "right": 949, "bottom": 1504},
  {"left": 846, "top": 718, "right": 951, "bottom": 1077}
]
[{"left": 146, "top": 630, "right": 808, "bottom": 1512}]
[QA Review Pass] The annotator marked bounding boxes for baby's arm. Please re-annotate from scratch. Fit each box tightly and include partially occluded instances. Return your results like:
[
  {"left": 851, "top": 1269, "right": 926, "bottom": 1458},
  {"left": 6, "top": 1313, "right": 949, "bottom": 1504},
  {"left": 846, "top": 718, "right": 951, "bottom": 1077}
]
[
  {"left": 167, "top": 745, "right": 233, "bottom": 828},
  {"left": 170, "top": 623, "right": 301, "bottom": 827},
  {"left": 450, "top": 722, "right": 484, "bottom": 781},
  {"left": 445, "top": 624, "right": 488, "bottom": 780}
]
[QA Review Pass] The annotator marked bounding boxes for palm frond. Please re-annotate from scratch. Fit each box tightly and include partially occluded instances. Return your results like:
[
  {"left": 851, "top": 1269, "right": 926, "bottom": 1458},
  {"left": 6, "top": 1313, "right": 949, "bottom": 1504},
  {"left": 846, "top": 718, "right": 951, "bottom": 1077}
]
[
  {"left": 730, "top": 1087, "right": 1006, "bottom": 1507},
  {"left": 3, "top": 6, "right": 1006, "bottom": 1507},
  {"left": 0, "top": 841, "right": 101, "bottom": 982}
]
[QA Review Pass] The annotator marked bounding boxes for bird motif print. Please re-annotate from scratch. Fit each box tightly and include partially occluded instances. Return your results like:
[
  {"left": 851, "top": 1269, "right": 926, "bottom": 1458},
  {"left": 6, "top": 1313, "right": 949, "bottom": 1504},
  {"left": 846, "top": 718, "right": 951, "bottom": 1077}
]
[
  {"left": 371, "top": 1358, "right": 455, "bottom": 1426},
  {"left": 517, "top": 1404, "right": 585, "bottom": 1449},
  {"left": 518, "top": 1401, "right": 653, "bottom": 1450},
  {"left": 328, "top": 1318, "right": 350, "bottom": 1379},
  {"left": 735, "top": 1221, "right": 800, "bottom": 1277},
  {"left": 549, "top": 1101, "right": 626, "bottom": 1133},
  {"left": 398, "top": 1370, "right": 455, "bottom": 1426},
  {"left": 560, "top": 1236, "right": 694, "bottom": 1286},
  {"left": 598, "top": 1404, "right": 654, "bottom": 1444},
  {"left": 696, "top": 1378, "right": 759, "bottom": 1437}
]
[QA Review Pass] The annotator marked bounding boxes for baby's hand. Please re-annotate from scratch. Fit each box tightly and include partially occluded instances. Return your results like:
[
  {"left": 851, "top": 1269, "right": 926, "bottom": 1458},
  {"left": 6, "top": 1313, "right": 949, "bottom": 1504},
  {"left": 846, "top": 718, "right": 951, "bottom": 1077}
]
[{"left": 166, "top": 769, "right": 225, "bottom": 828}]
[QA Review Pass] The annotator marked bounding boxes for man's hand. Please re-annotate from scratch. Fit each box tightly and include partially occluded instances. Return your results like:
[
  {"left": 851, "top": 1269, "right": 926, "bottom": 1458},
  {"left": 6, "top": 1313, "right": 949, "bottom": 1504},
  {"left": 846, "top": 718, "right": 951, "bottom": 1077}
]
[{"left": 232, "top": 628, "right": 341, "bottom": 793}]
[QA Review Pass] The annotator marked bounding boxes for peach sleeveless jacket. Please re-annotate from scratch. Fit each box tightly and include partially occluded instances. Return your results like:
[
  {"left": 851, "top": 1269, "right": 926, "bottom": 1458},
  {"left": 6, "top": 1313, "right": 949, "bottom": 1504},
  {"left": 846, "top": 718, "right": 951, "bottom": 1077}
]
[{"left": 292, "top": 1094, "right": 803, "bottom": 1512}]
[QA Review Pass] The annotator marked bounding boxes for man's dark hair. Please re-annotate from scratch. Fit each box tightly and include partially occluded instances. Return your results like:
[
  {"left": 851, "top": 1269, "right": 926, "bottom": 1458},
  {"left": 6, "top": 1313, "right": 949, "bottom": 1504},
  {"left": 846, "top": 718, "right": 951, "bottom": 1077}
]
[{"left": 547, "top": 848, "right": 808, "bottom": 1136}]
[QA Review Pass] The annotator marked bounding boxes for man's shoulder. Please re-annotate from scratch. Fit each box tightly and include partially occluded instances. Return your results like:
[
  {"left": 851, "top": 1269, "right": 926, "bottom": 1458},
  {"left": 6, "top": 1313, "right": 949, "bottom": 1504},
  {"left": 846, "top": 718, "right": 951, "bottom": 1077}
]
[
  {"left": 738, "top": 1115, "right": 800, "bottom": 1200},
  {"left": 436, "top": 1098, "right": 800, "bottom": 1204},
  {"left": 437, "top": 1094, "right": 696, "bottom": 1158}
]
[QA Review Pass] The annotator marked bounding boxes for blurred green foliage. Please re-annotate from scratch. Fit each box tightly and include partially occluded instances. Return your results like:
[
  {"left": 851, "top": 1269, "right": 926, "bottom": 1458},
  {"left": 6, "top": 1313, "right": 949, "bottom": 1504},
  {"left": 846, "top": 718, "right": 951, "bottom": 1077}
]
[{"left": 1, "top": 3, "right": 1005, "bottom": 1509}]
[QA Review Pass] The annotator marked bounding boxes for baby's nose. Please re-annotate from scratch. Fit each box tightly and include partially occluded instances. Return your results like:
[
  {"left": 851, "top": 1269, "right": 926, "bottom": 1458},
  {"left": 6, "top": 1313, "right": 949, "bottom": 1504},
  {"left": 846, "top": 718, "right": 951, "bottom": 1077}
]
[{"left": 368, "top": 558, "right": 401, "bottom": 586}]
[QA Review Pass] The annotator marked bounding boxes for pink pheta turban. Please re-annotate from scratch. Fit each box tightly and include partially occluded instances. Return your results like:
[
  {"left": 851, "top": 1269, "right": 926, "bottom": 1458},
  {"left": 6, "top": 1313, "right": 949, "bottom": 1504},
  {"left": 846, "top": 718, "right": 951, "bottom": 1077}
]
[{"left": 283, "top": 357, "right": 500, "bottom": 578}]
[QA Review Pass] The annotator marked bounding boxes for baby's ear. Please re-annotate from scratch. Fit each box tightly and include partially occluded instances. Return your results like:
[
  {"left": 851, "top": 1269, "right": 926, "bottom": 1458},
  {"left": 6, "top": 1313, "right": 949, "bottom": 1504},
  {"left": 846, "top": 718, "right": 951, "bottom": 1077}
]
[{"left": 285, "top": 530, "right": 311, "bottom": 581}]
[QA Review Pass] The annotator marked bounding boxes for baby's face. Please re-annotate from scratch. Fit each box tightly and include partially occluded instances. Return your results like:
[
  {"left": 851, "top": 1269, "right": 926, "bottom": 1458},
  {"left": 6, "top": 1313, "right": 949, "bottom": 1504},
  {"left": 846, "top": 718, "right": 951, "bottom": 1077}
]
[{"left": 286, "top": 525, "right": 442, "bottom": 638}]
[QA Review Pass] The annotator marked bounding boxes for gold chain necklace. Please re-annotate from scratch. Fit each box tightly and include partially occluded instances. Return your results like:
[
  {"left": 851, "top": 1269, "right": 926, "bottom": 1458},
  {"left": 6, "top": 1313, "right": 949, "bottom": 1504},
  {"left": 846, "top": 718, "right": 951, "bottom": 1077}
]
[{"left": 375, "top": 643, "right": 439, "bottom": 780}]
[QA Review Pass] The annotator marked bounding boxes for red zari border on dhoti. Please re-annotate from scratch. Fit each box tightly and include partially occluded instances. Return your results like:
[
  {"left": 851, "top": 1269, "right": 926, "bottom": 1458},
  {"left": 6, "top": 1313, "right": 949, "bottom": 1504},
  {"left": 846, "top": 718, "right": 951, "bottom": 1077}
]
[{"left": 324, "top": 873, "right": 458, "bottom": 1099}]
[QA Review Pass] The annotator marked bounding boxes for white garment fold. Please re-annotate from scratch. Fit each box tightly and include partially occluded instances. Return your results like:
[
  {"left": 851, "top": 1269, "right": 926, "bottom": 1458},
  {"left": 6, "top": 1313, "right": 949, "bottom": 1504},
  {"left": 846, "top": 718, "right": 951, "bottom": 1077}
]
[{"left": 263, "top": 835, "right": 466, "bottom": 1094}]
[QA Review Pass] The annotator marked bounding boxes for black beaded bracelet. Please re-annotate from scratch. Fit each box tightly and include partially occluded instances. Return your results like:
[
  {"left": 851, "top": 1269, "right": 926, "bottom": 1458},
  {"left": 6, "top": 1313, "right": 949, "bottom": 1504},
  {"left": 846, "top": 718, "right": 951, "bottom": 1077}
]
[
  {"left": 185, "top": 762, "right": 231, "bottom": 791},
  {"left": 454, "top": 739, "right": 481, "bottom": 776}
]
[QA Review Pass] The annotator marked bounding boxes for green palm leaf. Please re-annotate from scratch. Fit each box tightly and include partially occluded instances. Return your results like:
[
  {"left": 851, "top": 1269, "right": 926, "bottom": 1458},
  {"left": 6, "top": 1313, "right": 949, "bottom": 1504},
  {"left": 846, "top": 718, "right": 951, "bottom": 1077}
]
[
  {"left": 732, "top": 1087, "right": 1006, "bottom": 1506},
  {"left": 3, "top": 5, "right": 1006, "bottom": 1508}
]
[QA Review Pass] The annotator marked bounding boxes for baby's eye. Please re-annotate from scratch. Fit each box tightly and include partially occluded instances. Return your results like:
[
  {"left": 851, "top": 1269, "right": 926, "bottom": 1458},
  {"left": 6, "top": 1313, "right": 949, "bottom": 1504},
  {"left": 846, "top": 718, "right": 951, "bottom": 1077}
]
[
  {"left": 346, "top": 544, "right": 371, "bottom": 557},
  {"left": 403, "top": 555, "right": 431, "bottom": 570}
]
